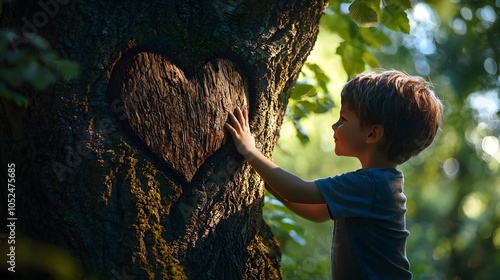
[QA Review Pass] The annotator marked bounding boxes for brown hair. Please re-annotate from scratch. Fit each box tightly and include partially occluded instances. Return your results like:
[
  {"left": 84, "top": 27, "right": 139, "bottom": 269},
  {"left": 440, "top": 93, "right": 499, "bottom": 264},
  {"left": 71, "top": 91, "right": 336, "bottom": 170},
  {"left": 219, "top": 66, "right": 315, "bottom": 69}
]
[{"left": 341, "top": 70, "right": 443, "bottom": 164}]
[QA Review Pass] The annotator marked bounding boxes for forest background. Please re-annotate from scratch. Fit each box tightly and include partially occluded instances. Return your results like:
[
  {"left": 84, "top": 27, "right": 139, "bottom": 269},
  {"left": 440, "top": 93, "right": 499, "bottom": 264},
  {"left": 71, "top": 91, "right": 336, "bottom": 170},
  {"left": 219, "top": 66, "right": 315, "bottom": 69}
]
[{"left": 271, "top": 0, "right": 500, "bottom": 279}]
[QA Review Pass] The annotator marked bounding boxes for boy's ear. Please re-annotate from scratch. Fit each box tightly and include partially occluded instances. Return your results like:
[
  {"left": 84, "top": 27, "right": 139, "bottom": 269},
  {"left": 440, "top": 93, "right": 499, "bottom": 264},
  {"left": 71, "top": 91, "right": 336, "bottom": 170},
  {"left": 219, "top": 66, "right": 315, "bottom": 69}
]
[{"left": 366, "top": 124, "right": 384, "bottom": 144}]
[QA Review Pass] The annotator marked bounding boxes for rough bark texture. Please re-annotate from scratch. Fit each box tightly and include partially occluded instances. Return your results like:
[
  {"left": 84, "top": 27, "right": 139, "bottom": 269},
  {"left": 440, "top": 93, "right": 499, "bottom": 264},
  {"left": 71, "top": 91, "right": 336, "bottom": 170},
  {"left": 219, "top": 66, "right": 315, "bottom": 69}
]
[
  {"left": 0, "top": 0, "right": 328, "bottom": 279},
  {"left": 112, "top": 53, "right": 248, "bottom": 181}
]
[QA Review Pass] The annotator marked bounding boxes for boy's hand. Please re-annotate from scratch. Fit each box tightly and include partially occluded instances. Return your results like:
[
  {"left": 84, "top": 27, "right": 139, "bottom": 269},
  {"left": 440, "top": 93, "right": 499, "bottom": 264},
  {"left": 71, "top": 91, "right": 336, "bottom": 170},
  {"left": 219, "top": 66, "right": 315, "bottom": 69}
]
[
  {"left": 225, "top": 107, "right": 326, "bottom": 205},
  {"left": 225, "top": 107, "right": 256, "bottom": 158}
]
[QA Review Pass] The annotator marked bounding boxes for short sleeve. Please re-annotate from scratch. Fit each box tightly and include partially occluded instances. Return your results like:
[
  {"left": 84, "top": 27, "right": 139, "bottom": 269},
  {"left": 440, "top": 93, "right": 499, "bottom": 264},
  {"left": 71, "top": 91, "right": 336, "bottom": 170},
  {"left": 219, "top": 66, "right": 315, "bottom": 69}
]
[{"left": 314, "top": 170, "right": 377, "bottom": 219}]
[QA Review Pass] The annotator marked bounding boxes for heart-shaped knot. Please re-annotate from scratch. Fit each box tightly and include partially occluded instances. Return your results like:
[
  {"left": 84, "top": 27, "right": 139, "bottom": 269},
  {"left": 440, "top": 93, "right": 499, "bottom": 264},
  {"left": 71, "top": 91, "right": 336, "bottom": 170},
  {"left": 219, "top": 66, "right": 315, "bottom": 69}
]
[{"left": 111, "top": 51, "right": 247, "bottom": 181}]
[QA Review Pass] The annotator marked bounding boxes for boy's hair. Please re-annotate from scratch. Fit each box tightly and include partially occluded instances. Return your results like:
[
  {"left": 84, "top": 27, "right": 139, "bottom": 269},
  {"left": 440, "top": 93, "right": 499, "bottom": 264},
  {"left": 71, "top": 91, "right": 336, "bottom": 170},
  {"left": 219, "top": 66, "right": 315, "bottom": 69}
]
[{"left": 341, "top": 70, "right": 443, "bottom": 164}]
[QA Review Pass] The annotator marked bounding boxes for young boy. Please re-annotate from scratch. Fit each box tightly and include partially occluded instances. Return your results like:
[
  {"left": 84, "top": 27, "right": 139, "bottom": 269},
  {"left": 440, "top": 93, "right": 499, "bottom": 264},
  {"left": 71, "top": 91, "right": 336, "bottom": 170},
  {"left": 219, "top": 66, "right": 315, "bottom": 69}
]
[{"left": 225, "top": 70, "right": 443, "bottom": 279}]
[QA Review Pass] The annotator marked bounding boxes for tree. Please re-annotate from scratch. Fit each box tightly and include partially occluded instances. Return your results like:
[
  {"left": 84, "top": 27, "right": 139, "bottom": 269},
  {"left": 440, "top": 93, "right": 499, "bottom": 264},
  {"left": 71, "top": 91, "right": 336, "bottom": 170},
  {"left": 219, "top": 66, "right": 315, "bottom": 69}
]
[{"left": 0, "top": 0, "right": 329, "bottom": 279}]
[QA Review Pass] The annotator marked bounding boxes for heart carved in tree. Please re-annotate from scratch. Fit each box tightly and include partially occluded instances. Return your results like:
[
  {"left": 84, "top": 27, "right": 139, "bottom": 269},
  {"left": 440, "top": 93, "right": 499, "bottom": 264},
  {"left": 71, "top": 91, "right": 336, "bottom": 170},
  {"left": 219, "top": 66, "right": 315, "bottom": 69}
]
[{"left": 110, "top": 51, "right": 247, "bottom": 181}]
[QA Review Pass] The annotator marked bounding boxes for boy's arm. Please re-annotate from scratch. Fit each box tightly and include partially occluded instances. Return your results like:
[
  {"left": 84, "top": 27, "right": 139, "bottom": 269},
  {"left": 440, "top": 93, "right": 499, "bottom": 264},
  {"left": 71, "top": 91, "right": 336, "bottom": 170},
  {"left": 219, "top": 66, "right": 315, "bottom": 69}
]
[
  {"left": 266, "top": 186, "right": 330, "bottom": 223},
  {"left": 283, "top": 202, "right": 330, "bottom": 223},
  {"left": 225, "top": 107, "right": 326, "bottom": 205}
]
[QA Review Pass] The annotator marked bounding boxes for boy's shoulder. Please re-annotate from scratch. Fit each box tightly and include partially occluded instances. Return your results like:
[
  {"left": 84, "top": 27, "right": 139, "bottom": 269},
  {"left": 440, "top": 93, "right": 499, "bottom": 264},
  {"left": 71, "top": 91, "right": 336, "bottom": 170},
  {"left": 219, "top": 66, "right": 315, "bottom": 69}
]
[
  {"left": 315, "top": 168, "right": 404, "bottom": 197},
  {"left": 360, "top": 167, "right": 402, "bottom": 176},
  {"left": 346, "top": 167, "right": 402, "bottom": 180},
  {"left": 316, "top": 167, "right": 402, "bottom": 189},
  {"left": 315, "top": 168, "right": 406, "bottom": 219}
]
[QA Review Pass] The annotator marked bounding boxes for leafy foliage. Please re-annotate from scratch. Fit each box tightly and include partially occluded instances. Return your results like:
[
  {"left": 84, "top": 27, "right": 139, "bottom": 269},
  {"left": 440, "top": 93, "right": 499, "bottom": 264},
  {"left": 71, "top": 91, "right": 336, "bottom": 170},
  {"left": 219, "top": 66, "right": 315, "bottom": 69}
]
[
  {"left": 349, "top": 0, "right": 411, "bottom": 33},
  {"left": 273, "top": 0, "right": 500, "bottom": 279},
  {"left": 349, "top": 0, "right": 381, "bottom": 28},
  {"left": 0, "top": 30, "right": 79, "bottom": 108},
  {"left": 263, "top": 196, "right": 305, "bottom": 249},
  {"left": 322, "top": 1, "right": 404, "bottom": 78},
  {"left": 287, "top": 62, "right": 334, "bottom": 143},
  {"left": 385, "top": 1, "right": 500, "bottom": 278}
]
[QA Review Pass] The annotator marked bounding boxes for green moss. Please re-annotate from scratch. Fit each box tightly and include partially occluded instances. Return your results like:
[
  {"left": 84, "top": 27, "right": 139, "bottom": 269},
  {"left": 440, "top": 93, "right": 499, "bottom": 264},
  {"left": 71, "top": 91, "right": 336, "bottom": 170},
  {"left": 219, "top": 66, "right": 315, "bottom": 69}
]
[
  {"left": 113, "top": 139, "right": 187, "bottom": 279},
  {"left": 244, "top": 235, "right": 282, "bottom": 279}
]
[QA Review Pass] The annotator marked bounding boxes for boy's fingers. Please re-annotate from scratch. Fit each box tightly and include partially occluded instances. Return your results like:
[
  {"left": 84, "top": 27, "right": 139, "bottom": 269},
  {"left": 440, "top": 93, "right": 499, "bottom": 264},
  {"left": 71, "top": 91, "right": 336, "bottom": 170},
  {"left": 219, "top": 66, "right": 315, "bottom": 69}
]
[
  {"left": 228, "top": 110, "right": 244, "bottom": 133},
  {"left": 228, "top": 111, "right": 238, "bottom": 127},
  {"left": 224, "top": 123, "right": 236, "bottom": 135},
  {"left": 227, "top": 111, "right": 234, "bottom": 123},
  {"left": 243, "top": 108, "right": 249, "bottom": 126},
  {"left": 227, "top": 107, "right": 251, "bottom": 134},
  {"left": 235, "top": 107, "right": 245, "bottom": 125}
]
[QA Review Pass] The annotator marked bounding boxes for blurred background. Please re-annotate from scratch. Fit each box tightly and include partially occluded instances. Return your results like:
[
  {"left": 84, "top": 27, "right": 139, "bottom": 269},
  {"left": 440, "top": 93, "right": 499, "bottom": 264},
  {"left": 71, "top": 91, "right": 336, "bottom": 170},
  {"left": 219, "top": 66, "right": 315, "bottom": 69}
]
[{"left": 265, "top": 0, "right": 500, "bottom": 279}]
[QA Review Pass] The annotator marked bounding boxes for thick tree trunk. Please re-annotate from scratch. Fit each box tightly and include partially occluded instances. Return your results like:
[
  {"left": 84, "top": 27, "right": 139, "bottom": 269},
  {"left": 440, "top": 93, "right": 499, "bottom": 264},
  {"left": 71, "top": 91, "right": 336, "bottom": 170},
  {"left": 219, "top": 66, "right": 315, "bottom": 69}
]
[{"left": 0, "top": 0, "right": 327, "bottom": 279}]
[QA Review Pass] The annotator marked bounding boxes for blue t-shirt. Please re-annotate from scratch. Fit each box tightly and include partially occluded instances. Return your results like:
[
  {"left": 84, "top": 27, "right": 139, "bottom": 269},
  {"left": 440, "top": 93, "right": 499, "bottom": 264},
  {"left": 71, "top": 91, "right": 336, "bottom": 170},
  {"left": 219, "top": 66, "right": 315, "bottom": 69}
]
[{"left": 315, "top": 168, "right": 412, "bottom": 279}]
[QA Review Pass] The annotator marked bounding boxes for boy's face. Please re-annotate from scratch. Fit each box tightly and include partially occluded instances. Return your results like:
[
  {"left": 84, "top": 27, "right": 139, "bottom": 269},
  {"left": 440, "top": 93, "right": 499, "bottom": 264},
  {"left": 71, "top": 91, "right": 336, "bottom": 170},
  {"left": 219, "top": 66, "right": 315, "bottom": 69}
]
[{"left": 331, "top": 104, "right": 370, "bottom": 158}]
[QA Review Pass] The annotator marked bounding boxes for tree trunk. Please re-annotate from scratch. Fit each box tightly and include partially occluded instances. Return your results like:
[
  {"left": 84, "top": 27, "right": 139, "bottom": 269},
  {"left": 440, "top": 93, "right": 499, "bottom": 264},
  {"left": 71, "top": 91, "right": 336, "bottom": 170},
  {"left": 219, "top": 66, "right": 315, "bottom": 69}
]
[{"left": 0, "top": 0, "right": 327, "bottom": 279}]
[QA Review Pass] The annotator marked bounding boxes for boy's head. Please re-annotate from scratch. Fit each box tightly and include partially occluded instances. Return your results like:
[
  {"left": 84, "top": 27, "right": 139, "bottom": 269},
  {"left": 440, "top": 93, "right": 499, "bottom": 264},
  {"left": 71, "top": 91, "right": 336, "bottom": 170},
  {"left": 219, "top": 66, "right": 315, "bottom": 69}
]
[{"left": 340, "top": 70, "right": 443, "bottom": 164}]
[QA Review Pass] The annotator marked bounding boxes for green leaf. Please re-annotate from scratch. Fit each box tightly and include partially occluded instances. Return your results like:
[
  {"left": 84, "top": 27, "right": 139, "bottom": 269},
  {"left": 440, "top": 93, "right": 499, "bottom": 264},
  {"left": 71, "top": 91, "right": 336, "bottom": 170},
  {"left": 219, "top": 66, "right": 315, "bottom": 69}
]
[
  {"left": 40, "top": 51, "right": 59, "bottom": 64},
  {"left": 3, "top": 49, "right": 25, "bottom": 65},
  {"left": 26, "top": 33, "right": 50, "bottom": 50},
  {"left": 382, "top": 5, "right": 411, "bottom": 33},
  {"left": 316, "top": 97, "right": 335, "bottom": 113},
  {"left": 298, "top": 100, "right": 318, "bottom": 113},
  {"left": 358, "top": 27, "right": 392, "bottom": 48},
  {"left": 22, "top": 61, "right": 57, "bottom": 91},
  {"left": 293, "top": 103, "right": 309, "bottom": 118},
  {"left": 362, "top": 51, "right": 380, "bottom": 68},
  {"left": 0, "top": 84, "right": 29, "bottom": 108},
  {"left": 349, "top": 0, "right": 381, "bottom": 28},
  {"left": 321, "top": 12, "right": 352, "bottom": 42},
  {"left": 336, "top": 41, "right": 366, "bottom": 77},
  {"left": 305, "top": 62, "right": 330, "bottom": 93},
  {"left": 386, "top": 0, "right": 412, "bottom": 10},
  {"left": 0, "top": 30, "right": 80, "bottom": 108},
  {"left": 22, "top": 61, "right": 40, "bottom": 83},
  {"left": 293, "top": 119, "right": 310, "bottom": 144},
  {"left": 53, "top": 59, "right": 80, "bottom": 79},
  {"left": 290, "top": 83, "right": 315, "bottom": 100},
  {"left": 33, "top": 69, "right": 57, "bottom": 91},
  {"left": 0, "top": 66, "right": 24, "bottom": 88}
]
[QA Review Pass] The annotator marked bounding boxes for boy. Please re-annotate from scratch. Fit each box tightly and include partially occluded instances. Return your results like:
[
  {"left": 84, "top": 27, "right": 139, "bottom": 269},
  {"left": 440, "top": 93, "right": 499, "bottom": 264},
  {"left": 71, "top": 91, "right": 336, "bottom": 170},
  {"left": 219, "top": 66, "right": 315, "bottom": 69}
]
[{"left": 225, "top": 70, "right": 443, "bottom": 279}]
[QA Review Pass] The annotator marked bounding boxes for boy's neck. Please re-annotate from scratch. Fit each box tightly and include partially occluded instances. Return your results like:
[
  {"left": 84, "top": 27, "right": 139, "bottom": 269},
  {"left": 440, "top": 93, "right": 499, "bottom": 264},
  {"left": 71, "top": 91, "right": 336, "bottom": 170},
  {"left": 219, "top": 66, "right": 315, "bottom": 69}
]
[{"left": 358, "top": 150, "right": 397, "bottom": 169}]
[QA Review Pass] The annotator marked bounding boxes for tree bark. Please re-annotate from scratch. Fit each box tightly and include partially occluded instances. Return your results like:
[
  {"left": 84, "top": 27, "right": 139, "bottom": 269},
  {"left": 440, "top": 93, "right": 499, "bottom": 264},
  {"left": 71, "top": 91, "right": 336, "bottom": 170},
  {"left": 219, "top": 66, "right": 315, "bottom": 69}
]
[{"left": 0, "top": 0, "right": 327, "bottom": 279}]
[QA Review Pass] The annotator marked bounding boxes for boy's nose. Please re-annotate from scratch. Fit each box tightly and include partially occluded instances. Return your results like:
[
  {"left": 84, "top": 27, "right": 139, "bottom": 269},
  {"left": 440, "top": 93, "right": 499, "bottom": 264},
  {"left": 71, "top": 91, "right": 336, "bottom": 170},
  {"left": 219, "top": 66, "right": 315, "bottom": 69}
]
[{"left": 331, "top": 122, "right": 338, "bottom": 131}]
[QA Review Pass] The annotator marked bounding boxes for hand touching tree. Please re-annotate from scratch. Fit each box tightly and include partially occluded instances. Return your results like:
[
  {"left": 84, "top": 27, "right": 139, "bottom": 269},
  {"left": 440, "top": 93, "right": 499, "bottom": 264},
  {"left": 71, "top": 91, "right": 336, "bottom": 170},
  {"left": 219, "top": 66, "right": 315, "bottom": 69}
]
[{"left": 225, "top": 107, "right": 256, "bottom": 160}]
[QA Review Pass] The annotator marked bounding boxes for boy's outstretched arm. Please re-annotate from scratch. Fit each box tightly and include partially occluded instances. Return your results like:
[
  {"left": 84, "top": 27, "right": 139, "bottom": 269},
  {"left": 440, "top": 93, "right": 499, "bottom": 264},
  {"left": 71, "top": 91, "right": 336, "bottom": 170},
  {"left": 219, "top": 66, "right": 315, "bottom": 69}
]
[
  {"left": 225, "top": 107, "right": 326, "bottom": 205},
  {"left": 266, "top": 186, "right": 331, "bottom": 222}
]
